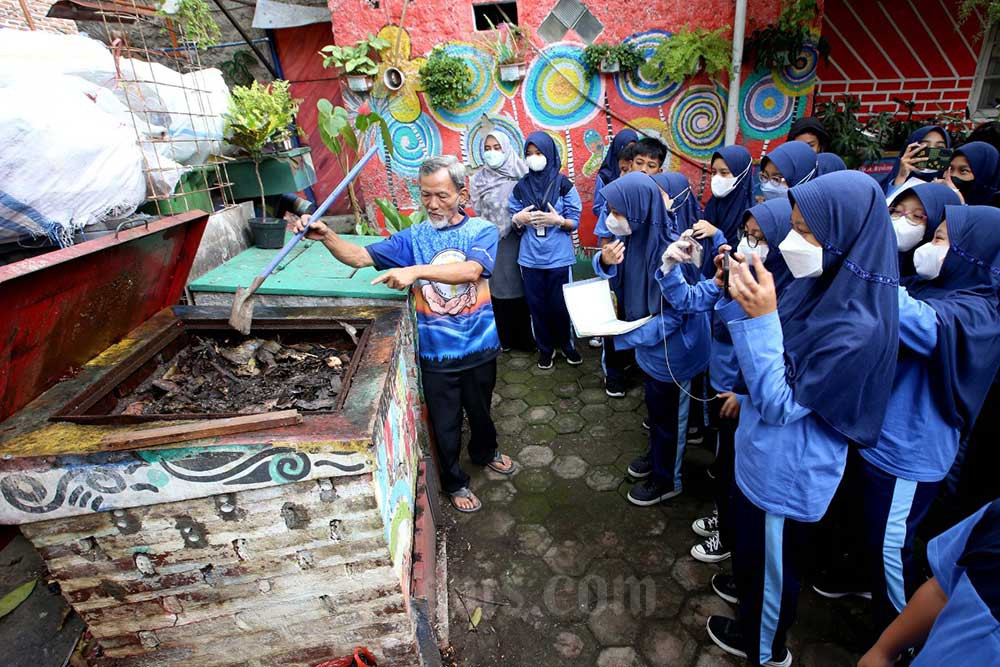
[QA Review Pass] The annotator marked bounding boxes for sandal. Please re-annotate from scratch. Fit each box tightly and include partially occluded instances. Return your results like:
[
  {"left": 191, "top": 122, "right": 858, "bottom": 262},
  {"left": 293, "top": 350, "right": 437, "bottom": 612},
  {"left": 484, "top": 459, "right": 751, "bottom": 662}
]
[
  {"left": 448, "top": 488, "right": 482, "bottom": 513},
  {"left": 487, "top": 451, "right": 516, "bottom": 475}
]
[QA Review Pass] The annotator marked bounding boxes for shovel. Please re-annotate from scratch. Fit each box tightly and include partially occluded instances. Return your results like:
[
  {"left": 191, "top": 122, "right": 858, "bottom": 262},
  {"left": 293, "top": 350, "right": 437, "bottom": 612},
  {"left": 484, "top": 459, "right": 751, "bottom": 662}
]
[{"left": 229, "top": 144, "right": 381, "bottom": 334}]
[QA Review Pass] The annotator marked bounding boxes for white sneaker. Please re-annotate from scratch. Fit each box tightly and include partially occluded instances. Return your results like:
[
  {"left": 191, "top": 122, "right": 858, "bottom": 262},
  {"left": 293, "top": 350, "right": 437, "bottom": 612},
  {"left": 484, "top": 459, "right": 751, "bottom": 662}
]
[
  {"left": 691, "top": 533, "right": 731, "bottom": 563},
  {"left": 692, "top": 511, "right": 719, "bottom": 537}
]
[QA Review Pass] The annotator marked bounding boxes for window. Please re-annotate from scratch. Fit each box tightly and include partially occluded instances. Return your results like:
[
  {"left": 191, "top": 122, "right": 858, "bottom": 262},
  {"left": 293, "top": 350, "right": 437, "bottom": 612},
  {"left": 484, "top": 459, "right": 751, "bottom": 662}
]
[
  {"left": 473, "top": 2, "right": 518, "bottom": 31},
  {"left": 537, "top": 0, "right": 603, "bottom": 44},
  {"left": 971, "top": 25, "right": 1000, "bottom": 117}
]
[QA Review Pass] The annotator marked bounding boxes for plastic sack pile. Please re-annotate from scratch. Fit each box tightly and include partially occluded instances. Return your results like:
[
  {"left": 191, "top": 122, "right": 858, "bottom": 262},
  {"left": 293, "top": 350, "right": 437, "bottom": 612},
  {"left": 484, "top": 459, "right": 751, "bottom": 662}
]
[{"left": 0, "top": 29, "right": 229, "bottom": 247}]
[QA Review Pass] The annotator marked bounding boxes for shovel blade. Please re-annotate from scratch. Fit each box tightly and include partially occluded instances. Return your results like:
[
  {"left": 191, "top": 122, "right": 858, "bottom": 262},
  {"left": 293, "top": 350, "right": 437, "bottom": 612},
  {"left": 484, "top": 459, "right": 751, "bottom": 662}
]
[{"left": 228, "top": 287, "right": 255, "bottom": 335}]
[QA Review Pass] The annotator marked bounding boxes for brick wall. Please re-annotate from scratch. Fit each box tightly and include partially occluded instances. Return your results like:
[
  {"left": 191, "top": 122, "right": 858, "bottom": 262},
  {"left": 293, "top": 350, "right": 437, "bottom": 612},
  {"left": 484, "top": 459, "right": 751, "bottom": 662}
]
[
  {"left": 816, "top": 77, "right": 978, "bottom": 117},
  {"left": 0, "top": 0, "right": 77, "bottom": 33}
]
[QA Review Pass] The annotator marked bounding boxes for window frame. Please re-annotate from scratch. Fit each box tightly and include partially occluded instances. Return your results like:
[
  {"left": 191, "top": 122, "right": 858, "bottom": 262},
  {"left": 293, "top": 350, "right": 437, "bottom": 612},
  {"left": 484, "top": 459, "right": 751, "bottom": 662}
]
[
  {"left": 970, "top": 23, "right": 1000, "bottom": 119},
  {"left": 471, "top": 1, "right": 519, "bottom": 32}
]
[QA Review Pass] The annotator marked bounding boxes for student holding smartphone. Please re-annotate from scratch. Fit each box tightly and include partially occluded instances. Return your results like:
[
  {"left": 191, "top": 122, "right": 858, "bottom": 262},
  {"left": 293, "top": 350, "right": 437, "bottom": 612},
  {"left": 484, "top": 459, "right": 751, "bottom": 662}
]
[{"left": 884, "top": 126, "right": 951, "bottom": 197}]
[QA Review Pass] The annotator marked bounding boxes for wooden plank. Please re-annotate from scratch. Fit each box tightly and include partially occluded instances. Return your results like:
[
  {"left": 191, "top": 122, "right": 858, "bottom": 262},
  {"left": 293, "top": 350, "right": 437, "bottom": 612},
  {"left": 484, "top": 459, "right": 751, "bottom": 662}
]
[{"left": 98, "top": 410, "right": 302, "bottom": 450}]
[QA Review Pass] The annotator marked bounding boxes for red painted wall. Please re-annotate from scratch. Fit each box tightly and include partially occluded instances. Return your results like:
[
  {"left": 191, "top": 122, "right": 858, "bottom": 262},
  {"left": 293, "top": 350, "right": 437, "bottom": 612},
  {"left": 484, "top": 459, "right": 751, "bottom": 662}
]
[{"left": 814, "top": 0, "right": 982, "bottom": 118}]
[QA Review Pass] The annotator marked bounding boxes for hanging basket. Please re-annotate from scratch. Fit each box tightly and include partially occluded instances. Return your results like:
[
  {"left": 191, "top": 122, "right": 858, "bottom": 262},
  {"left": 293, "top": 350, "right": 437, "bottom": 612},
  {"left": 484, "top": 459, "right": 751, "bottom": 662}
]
[
  {"left": 382, "top": 66, "right": 405, "bottom": 91},
  {"left": 346, "top": 74, "right": 373, "bottom": 92}
]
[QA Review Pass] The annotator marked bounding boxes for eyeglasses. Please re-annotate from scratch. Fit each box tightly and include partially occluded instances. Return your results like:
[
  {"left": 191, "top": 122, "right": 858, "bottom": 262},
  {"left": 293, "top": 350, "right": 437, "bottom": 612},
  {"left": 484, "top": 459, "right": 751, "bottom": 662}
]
[
  {"left": 888, "top": 207, "right": 929, "bottom": 224},
  {"left": 739, "top": 228, "right": 761, "bottom": 248},
  {"left": 758, "top": 173, "right": 787, "bottom": 187}
]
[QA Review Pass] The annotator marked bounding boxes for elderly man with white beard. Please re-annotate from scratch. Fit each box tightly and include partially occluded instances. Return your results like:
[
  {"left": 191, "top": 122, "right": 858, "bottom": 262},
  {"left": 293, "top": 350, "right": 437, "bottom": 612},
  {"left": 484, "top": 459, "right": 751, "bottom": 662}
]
[{"left": 292, "top": 155, "right": 516, "bottom": 513}]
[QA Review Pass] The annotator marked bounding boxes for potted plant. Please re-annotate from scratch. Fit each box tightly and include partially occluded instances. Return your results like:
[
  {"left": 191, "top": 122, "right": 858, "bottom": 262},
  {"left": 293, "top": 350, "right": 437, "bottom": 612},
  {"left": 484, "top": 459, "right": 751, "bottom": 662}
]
[
  {"left": 583, "top": 42, "right": 644, "bottom": 76},
  {"left": 223, "top": 80, "right": 302, "bottom": 248},
  {"left": 319, "top": 33, "right": 392, "bottom": 93},
  {"left": 481, "top": 20, "right": 530, "bottom": 82},
  {"left": 742, "top": 0, "right": 829, "bottom": 70},
  {"left": 641, "top": 26, "right": 731, "bottom": 83},
  {"left": 418, "top": 46, "right": 474, "bottom": 109},
  {"left": 157, "top": 0, "right": 221, "bottom": 49}
]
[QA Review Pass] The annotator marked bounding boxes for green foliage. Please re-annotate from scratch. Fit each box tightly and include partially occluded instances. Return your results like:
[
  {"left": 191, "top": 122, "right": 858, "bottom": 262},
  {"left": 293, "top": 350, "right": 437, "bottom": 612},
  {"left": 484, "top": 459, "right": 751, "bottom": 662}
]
[
  {"left": 815, "top": 96, "right": 890, "bottom": 168},
  {"left": 419, "top": 47, "right": 474, "bottom": 109},
  {"left": 480, "top": 20, "right": 530, "bottom": 64},
  {"left": 641, "top": 26, "right": 730, "bottom": 83},
  {"left": 959, "top": 0, "right": 1000, "bottom": 39},
  {"left": 219, "top": 50, "right": 255, "bottom": 88},
  {"left": 319, "top": 33, "right": 392, "bottom": 77},
  {"left": 158, "top": 0, "right": 221, "bottom": 49},
  {"left": 374, "top": 198, "right": 426, "bottom": 234},
  {"left": 743, "top": 0, "right": 829, "bottom": 70},
  {"left": 582, "top": 42, "right": 644, "bottom": 76}
]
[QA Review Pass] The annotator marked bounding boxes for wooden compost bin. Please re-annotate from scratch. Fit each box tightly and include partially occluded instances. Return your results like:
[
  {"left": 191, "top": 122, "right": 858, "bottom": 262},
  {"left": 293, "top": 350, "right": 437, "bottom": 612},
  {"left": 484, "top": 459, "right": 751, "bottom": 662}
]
[{"left": 0, "top": 304, "right": 427, "bottom": 666}]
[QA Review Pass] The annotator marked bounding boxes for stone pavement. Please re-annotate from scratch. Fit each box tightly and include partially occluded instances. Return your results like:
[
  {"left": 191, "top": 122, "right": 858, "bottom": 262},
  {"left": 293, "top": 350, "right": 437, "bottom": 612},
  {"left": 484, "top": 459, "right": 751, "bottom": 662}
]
[{"left": 442, "top": 346, "right": 872, "bottom": 667}]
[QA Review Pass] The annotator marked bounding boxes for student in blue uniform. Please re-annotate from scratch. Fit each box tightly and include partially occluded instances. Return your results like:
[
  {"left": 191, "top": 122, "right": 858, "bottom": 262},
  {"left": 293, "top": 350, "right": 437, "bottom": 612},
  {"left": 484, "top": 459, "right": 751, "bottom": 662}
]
[
  {"left": 509, "top": 131, "right": 583, "bottom": 370},
  {"left": 757, "top": 140, "right": 818, "bottom": 202},
  {"left": 855, "top": 205, "right": 1000, "bottom": 633},
  {"left": 701, "top": 146, "right": 755, "bottom": 247},
  {"left": 629, "top": 137, "right": 667, "bottom": 176},
  {"left": 858, "top": 498, "right": 1000, "bottom": 666},
  {"left": 945, "top": 140, "right": 1000, "bottom": 205},
  {"left": 816, "top": 152, "right": 847, "bottom": 175},
  {"left": 883, "top": 125, "right": 950, "bottom": 197},
  {"left": 593, "top": 172, "right": 713, "bottom": 506},
  {"left": 593, "top": 129, "right": 638, "bottom": 221},
  {"left": 706, "top": 171, "right": 900, "bottom": 666},
  {"left": 887, "top": 183, "right": 962, "bottom": 277}
]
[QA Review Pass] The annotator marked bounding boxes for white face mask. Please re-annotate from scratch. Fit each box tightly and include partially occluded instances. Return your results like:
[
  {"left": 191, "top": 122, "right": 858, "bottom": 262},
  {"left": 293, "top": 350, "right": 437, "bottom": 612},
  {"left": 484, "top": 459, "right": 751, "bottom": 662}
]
[
  {"left": 913, "top": 242, "right": 948, "bottom": 280},
  {"left": 483, "top": 149, "right": 505, "bottom": 169},
  {"left": 661, "top": 193, "right": 673, "bottom": 211},
  {"left": 778, "top": 229, "right": 823, "bottom": 278},
  {"left": 711, "top": 174, "right": 739, "bottom": 198},
  {"left": 892, "top": 216, "right": 926, "bottom": 252},
  {"left": 526, "top": 154, "right": 547, "bottom": 172},
  {"left": 668, "top": 188, "right": 690, "bottom": 213},
  {"left": 760, "top": 181, "right": 789, "bottom": 201},
  {"left": 737, "top": 238, "right": 769, "bottom": 263},
  {"left": 605, "top": 212, "right": 631, "bottom": 236}
]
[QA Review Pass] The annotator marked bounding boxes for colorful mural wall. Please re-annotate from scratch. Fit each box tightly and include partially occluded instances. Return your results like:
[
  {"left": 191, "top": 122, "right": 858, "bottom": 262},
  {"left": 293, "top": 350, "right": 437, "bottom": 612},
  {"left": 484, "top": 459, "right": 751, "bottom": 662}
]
[{"left": 323, "top": 0, "right": 824, "bottom": 245}]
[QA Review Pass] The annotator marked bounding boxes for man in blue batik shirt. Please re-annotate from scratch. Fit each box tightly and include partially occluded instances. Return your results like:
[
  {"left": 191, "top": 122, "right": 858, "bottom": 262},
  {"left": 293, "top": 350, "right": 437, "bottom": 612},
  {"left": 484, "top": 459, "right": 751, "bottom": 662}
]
[{"left": 293, "top": 155, "right": 516, "bottom": 513}]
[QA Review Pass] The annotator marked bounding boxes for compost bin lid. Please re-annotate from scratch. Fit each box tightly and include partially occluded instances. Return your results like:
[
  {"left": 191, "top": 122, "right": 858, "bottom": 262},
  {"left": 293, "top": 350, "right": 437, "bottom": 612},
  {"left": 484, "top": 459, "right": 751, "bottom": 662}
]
[{"left": 0, "top": 211, "right": 209, "bottom": 423}]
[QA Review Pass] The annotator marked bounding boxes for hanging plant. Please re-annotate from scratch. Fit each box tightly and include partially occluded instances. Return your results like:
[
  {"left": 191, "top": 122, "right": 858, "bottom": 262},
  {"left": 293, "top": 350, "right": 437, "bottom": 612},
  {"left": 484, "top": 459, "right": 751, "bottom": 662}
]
[
  {"left": 641, "top": 26, "right": 730, "bottom": 83},
  {"left": 743, "top": 0, "right": 830, "bottom": 70},
  {"left": 157, "top": 0, "right": 221, "bottom": 50},
  {"left": 959, "top": 0, "right": 1000, "bottom": 40},
  {"left": 319, "top": 33, "right": 392, "bottom": 92},
  {"left": 418, "top": 47, "right": 473, "bottom": 109},
  {"left": 583, "top": 42, "right": 644, "bottom": 76}
]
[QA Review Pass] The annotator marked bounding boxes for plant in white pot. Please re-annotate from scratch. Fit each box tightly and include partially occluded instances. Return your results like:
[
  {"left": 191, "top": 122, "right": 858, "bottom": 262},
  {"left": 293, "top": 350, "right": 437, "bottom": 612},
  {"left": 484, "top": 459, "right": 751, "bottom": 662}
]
[
  {"left": 481, "top": 21, "right": 530, "bottom": 82},
  {"left": 583, "top": 42, "right": 644, "bottom": 76},
  {"left": 319, "top": 33, "right": 392, "bottom": 93}
]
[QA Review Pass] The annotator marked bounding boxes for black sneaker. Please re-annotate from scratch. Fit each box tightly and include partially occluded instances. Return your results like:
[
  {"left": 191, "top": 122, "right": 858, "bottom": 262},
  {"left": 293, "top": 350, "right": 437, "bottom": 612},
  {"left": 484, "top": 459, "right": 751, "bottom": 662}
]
[
  {"left": 711, "top": 573, "right": 740, "bottom": 605},
  {"left": 562, "top": 348, "right": 583, "bottom": 365},
  {"left": 691, "top": 533, "right": 731, "bottom": 563},
  {"left": 692, "top": 511, "right": 719, "bottom": 537},
  {"left": 605, "top": 378, "right": 626, "bottom": 398},
  {"left": 627, "top": 479, "right": 681, "bottom": 506},
  {"left": 641, "top": 418, "right": 650, "bottom": 430},
  {"left": 687, "top": 426, "right": 705, "bottom": 445},
  {"left": 538, "top": 351, "right": 554, "bottom": 370},
  {"left": 627, "top": 452, "right": 652, "bottom": 479},
  {"left": 706, "top": 616, "right": 792, "bottom": 666},
  {"left": 812, "top": 583, "right": 872, "bottom": 601}
]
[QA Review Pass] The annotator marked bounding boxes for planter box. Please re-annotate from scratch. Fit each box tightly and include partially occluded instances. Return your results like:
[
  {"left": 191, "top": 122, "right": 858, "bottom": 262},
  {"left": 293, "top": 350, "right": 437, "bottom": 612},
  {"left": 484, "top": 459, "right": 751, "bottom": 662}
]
[
  {"left": 600, "top": 59, "right": 620, "bottom": 73},
  {"left": 346, "top": 74, "right": 373, "bottom": 92},
  {"left": 223, "top": 147, "right": 317, "bottom": 201},
  {"left": 499, "top": 62, "right": 526, "bottom": 82},
  {"left": 141, "top": 167, "right": 214, "bottom": 216}
]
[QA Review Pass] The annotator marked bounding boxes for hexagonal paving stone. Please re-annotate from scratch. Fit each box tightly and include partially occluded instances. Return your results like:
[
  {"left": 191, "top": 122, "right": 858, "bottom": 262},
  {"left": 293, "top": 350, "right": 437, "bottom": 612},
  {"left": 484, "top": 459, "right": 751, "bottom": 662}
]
[
  {"left": 530, "top": 373, "right": 560, "bottom": 389},
  {"left": 596, "top": 647, "right": 648, "bottom": 667},
  {"left": 476, "top": 509, "right": 516, "bottom": 539},
  {"left": 609, "top": 395, "right": 643, "bottom": 412},
  {"left": 586, "top": 466, "right": 622, "bottom": 492},
  {"left": 551, "top": 413, "right": 585, "bottom": 434},
  {"left": 671, "top": 556, "right": 714, "bottom": 591},
  {"left": 588, "top": 601, "right": 640, "bottom": 646},
  {"left": 553, "top": 396, "right": 584, "bottom": 412},
  {"left": 579, "top": 372, "right": 605, "bottom": 388},
  {"left": 525, "top": 405, "right": 556, "bottom": 425},
  {"left": 553, "top": 381, "right": 580, "bottom": 398},
  {"left": 523, "top": 388, "right": 557, "bottom": 406},
  {"left": 582, "top": 558, "right": 636, "bottom": 603},
  {"left": 624, "top": 539, "right": 677, "bottom": 576},
  {"left": 518, "top": 444, "right": 555, "bottom": 467},
  {"left": 513, "top": 468, "right": 554, "bottom": 494},
  {"left": 543, "top": 540, "right": 599, "bottom": 577},
  {"left": 678, "top": 592, "right": 733, "bottom": 635},
  {"left": 539, "top": 575, "right": 589, "bottom": 622},
  {"left": 481, "top": 481, "right": 517, "bottom": 504},
  {"left": 510, "top": 495, "right": 552, "bottom": 523},
  {"left": 496, "top": 415, "right": 525, "bottom": 436},
  {"left": 504, "top": 352, "right": 533, "bottom": 368},
  {"left": 499, "top": 383, "right": 530, "bottom": 399},
  {"left": 587, "top": 422, "right": 613, "bottom": 439},
  {"left": 582, "top": 403, "right": 614, "bottom": 422},
  {"left": 575, "top": 439, "right": 621, "bottom": 466},
  {"left": 550, "top": 454, "right": 587, "bottom": 479},
  {"left": 503, "top": 369, "right": 533, "bottom": 384},
  {"left": 643, "top": 575, "right": 685, "bottom": 619},
  {"left": 580, "top": 387, "right": 610, "bottom": 404},
  {"left": 494, "top": 398, "right": 527, "bottom": 418},
  {"left": 553, "top": 631, "right": 586, "bottom": 659},
  {"left": 694, "top": 647, "right": 742, "bottom": 667},
  {"left": 514, "top": 524, "right": 553, "bottom": 557},
  {"left": 639, "top": 622, "right": 697, "bottom": 667}
]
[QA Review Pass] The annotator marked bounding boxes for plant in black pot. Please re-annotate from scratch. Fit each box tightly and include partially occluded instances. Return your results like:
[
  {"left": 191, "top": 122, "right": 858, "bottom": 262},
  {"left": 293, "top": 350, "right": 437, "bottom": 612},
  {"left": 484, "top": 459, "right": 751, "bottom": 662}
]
[{"left": 224, "top": 79, "right": 302, "bottom": 248}]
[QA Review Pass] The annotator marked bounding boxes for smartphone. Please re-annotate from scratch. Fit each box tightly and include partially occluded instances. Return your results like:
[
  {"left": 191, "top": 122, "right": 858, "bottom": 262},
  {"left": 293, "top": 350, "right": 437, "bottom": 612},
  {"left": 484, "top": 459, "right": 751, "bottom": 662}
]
[
  {"left": 722, "top": 250, "right": 732, "bottom": 296},
  {"left": 914, "top": 146, "right": 954, "bottom": 171}
]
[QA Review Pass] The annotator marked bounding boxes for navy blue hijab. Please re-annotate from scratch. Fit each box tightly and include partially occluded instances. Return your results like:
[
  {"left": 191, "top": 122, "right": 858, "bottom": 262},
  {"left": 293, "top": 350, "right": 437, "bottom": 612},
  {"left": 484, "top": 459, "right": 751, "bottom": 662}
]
[
  {"left": 597, "top": 129, "right": 639, "bottom": 185},
  {"left": 763, "top": 140, "right": 818, "bottom": 187},
  {"left": 512, "top": 131, "right": 574, "bottom": 210},
  {"left": 816, "top": 153, "right": 847, "bottom": 175},
  {"left": 891, "top": 183, "right": 962, "bottom": 277},
  {"left": 781, "top": 171, "right": 900, "bottom": 448},
  {"left": 902, "top": 205, "right": 1000, "bottom": 438},
  {"left": 952, "top": 141, "right": 1000, "bottom": 206},
  {"left": 704, "top": 146, "right": 754, "bottom": 246},
  {"left": 745, "top": 198, "right": 794, "bottom": 297},
  {"left": 883, "top": 125, "right": 951, "bottom": 191},
  {"left": 601, "top": 172, "right": 678, "bottom": 320},
  {"left": 651, "top": 172, "right": 702, "bottom": 235}
]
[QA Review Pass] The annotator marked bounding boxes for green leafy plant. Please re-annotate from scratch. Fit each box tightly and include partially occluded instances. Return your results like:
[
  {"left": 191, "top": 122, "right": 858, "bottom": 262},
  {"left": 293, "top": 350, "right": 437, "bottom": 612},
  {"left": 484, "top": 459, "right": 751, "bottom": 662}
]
[
  {"left": 743, "top": 0, "right": 829, "bottom": 70},
  {"left": 158, "top": 0, "right": 221, "bottom": 50},
  {"left": 219, "top": 50, "right": 255, "bottom": 88},
  {"left": 224, "top": 80, "right": 302, "bottom": 217},
  {"left": 583, "top": 42, "right": 644, "bottom": 76},
  {"left": 480, "top": 20, "right": 530, "bottom": 65},
  {"left": 419, "top": 47, "right": 474, "bottom": 109},
  {"left": 814, "top": 96, "right": 887, "bottom": 168},
  {"left": 319, "top": 33, "right": 392, "bottom": 77},
  {"left": 374, "top": 198, "right": 426, "bottom": 234},
  {"left": 641, "top": 26, "right": 730, "bottom": 83},
  {"left": 959, "top": 0, "right": 1000, "bottom": 39},
  {"left": 316, "top": 100, "right": 393, "bottom": 229}
]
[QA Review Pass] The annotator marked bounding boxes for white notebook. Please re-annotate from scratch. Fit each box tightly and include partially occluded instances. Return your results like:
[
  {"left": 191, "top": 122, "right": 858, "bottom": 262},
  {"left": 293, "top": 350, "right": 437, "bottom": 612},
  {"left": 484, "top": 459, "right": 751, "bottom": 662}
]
[{"left": 562, "top": 277, "right": 653, "bottom": 338}]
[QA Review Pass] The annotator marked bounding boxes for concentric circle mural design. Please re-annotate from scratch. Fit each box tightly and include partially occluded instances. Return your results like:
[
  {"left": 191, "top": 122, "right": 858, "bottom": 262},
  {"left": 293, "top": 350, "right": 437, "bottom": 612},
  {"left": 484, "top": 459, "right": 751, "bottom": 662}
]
[
  {"left": 522, "top": 43, "right": 603, "bottom": 130},
  {"left": 740, "top": 69, "right": 796, "bottom": 140},
  {"left": 669, "top": 85, "right": 726, "bottom": 159}
]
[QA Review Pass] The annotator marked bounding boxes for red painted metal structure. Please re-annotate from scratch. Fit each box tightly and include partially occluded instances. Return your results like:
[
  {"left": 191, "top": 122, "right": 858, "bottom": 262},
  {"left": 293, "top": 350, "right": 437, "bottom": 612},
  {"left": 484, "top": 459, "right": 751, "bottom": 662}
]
[{"left": 0, "top": 211, "right": 209, "bottom": 423}]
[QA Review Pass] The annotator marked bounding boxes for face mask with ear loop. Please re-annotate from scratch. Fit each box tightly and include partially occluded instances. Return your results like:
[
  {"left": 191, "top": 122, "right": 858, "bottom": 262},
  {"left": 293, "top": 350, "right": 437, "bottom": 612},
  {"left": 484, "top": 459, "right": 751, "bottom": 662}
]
[
  {"left": 711, "top": 162, "right": 752, "bottom": 198},
  {"left": 667, "top": 188, "right": 691, "bottom": 214}
]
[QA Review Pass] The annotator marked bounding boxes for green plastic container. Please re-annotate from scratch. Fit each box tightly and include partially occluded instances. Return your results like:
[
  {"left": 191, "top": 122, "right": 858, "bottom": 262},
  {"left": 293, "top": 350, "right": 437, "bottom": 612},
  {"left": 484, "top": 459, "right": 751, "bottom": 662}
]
[
  {"left": 141, "top": 169, "right": 213, "bottom": 216},
  {"left": 223, "top": 147, "right": 317, "bottom": 200}
]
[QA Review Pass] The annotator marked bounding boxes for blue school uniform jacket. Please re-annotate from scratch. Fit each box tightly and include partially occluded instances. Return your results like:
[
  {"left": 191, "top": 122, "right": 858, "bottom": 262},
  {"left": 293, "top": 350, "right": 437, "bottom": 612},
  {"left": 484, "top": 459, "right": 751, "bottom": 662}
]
[
  {"left": 861, "top": 287, "right": 958, "bottom": 482},
  {"left": 508, "top": 187, "right": 582, "bottom": 269}
]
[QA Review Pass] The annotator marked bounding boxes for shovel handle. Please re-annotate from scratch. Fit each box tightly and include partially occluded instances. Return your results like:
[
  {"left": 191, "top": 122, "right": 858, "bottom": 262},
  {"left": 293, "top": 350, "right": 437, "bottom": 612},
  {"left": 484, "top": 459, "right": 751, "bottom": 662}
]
[{"left": 255, "top": 144, "right": 381, "bottom": 280}]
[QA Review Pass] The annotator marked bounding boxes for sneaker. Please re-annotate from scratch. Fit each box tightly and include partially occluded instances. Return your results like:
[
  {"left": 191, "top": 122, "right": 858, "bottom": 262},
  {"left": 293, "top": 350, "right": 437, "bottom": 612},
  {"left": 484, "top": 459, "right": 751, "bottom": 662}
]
[
  {"left": 686, "top": 426, "right": 705, "bottom": 445},
  {"left": 605, "top": 378, "right": 626, "bottom": 398},
  {"left": 627, "top": 479, "right": 681, "bottom": 506},
  {"left": 501, "top": 346, "right": 512, "bottom": 353},
  {"left": 691, "top": 533, "right": 731, "bottom": 563},
  {"left": 627, "top": 452, "right": 652, "bottom": 479},
  {"left": 641, "top": 418, "right": 650, "bottom": 430},
  {"left": 711, "top": 573, "right": 739, "bottom": 605},
  {"left": 812, "top": 584, "right": 873, "bottom": 601},
  {"left": 562, "top": 348, "right": 583, "bottom": 365},
  {"left": 537, "top": 352, "right": 554, "bottom": 370},
  {"left": 706, "top": 616, "right": 792, "bottom": 666},
  {"left": 692, "top": 511, "right": 719, "bottom": 537},
  {"left": 588, "top": 337, "right": 603, "bottom": 349}
]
